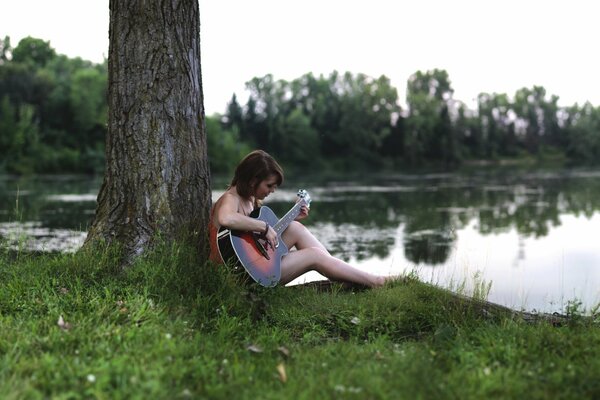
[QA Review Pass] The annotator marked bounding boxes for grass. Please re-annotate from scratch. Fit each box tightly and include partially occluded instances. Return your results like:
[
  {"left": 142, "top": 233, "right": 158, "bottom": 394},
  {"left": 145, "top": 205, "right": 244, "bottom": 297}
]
[{"left": 1, "top": 242, "right": 600, "bottom": 399}]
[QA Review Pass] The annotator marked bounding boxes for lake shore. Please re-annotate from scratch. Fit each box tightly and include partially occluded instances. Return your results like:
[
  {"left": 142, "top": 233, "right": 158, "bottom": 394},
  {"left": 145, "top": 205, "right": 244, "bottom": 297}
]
[{"left": 3, "top": 169, "right": 600, "bottom": 314}]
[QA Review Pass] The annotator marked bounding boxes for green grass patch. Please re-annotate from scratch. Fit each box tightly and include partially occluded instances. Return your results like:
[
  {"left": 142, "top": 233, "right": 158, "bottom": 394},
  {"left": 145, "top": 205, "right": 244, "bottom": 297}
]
[{"left": 1, "top": 242, "right": 599, "bottom": 399}]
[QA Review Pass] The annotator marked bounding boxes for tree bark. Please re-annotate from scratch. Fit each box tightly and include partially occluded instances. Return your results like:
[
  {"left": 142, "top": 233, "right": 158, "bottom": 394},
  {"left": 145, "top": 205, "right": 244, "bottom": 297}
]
[{"left": 85, "top": 0, "right": 211, "bottom": 260}]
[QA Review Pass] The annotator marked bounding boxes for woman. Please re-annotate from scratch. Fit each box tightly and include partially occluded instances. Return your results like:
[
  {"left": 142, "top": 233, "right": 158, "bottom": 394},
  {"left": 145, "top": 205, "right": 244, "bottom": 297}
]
[{"left": 209, "top": 150, "right": 389, "bottom": 288}]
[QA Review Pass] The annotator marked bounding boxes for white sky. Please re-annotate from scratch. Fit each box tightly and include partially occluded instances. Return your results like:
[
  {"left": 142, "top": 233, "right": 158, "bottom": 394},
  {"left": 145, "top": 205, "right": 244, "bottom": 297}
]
[{"left": 2, "top": 0, "right": 599, "bottom": 115}]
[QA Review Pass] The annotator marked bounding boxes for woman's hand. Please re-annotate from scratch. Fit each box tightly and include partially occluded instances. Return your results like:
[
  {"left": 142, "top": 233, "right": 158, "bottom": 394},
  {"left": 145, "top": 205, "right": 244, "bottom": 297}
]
[
  {"left": 264, "top": 225, "right": 278, "bottom": 250},
  {"left": 295, "top": 205, "right": 310, "bottom": 221}
]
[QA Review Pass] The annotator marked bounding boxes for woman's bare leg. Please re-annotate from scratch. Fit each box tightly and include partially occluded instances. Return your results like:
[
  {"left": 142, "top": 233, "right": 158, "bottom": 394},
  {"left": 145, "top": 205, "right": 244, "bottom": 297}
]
[
  {"left": 279, "top": 222, "right": 385, "bottom": 287},
  {"left": 281, "top": 221, "right": 328, "bottom": 252},
  {"left": 279, "top": 247, "right": 385, "bottom": 287}
]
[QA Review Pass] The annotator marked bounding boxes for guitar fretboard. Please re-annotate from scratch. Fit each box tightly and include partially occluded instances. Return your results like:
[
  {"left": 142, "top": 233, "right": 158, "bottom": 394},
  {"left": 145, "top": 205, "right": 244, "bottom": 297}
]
[{"left": 273, "top": 201, "right": 306, "bottom": 234}]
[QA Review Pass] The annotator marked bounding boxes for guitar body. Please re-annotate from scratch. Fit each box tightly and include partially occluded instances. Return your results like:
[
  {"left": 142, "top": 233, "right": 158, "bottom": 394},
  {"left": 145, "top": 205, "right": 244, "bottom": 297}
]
[{"left": 217, "top": 206, "right": 286, "bottom": 287}]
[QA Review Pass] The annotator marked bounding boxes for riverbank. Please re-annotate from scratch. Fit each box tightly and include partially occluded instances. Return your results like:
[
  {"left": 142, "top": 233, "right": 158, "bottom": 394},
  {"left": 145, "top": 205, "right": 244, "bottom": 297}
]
[{"left": 1, "top": 243, "right": 599, "bottom": 399}]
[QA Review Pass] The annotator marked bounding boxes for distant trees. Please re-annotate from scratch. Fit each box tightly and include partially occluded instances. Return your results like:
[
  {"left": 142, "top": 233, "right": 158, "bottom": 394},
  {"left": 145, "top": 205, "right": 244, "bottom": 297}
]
[
  {"left": 0, "top": 36, "right": 107, "bottom": 173},
  {"left": 205, "top": 112, "right": 250, "bottom": 173},
  {"left": 564, "top": 102, "right": 600, "bottom": 164},
  {"left": 2, "top": 34, "right": 600, "bottom": 174},
  {"left": 221, "top": 69, "right": 600, "bottom": 170},
  {"left": 404, "top": 69, "right": 459, "bottom": 165},
  {"left": 223, "top": 71, "right": 402, "bottom": 170}
]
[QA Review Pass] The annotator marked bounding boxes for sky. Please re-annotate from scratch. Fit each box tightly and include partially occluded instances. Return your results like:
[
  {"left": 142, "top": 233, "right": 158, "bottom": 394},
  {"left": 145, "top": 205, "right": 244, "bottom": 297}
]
[{"left": 2, "top": 0, "right": 599, "bottom": 115}]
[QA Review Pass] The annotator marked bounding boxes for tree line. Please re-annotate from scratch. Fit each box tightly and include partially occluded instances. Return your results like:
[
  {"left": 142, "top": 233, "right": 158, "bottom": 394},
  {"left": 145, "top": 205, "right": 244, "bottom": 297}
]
[
  {"left": 221, "top": 70, "right": 600, "bottom": 172},
  {"left": 2, "top": 36, "right": 600, "bottom": 175},
  {"left": 0, "top": 36, "right": 107, "bottom": 174}
]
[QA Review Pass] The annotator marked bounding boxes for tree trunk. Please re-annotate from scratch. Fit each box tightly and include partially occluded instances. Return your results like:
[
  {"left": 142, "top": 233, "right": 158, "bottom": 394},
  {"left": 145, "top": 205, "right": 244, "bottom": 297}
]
[{"left": 84, "top": 0, "right": 211, "bottom": 260}]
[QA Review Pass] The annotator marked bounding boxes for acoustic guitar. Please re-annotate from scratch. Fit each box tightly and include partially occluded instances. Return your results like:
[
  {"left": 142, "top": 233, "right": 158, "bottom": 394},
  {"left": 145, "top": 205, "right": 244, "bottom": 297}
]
[{"left": 216, "top": 189, "right": 312, "bottom": 287}]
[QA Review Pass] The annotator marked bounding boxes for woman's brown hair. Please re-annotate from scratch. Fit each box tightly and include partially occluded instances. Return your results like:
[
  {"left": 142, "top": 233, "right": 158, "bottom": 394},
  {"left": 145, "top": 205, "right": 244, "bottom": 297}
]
[{"left": 231, "top": 150, "right": 284, "bottom": 201}]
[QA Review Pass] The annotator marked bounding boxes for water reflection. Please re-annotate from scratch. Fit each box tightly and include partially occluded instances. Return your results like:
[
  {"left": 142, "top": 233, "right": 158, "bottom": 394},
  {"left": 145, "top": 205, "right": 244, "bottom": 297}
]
[
  {"left": 0, "top": 221, "right": 86, "bottom": 253},
  {"left": 0, "top": 175, "right": 100, "bottom": 252},
  {"left": 279, "top": 169, "right": 600, "bottom": 266},
  {"left": 2, "top": 170, "right": 600, "bottom": 313},
  {"left": 276, "top": 170, "right": 600, "bottom": 312},
  {"left": 403, "top": 229, "right": 455, "bottom": 265}
]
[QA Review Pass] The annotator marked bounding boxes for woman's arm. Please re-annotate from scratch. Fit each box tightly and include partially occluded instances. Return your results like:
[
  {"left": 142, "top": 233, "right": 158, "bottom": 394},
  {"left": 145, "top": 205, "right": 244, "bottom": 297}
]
[{"left": 214, "top": 193, "right": 269, "bottom": 233}]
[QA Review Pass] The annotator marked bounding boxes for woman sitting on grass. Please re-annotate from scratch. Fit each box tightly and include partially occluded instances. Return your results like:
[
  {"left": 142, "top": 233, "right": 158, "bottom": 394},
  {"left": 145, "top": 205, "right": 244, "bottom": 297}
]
[{"left": 208, "top": 150, "right": 392, "bottom": 288}]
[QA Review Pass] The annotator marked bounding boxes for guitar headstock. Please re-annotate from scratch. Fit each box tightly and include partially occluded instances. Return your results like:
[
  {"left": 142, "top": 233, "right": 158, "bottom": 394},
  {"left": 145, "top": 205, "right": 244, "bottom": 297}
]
[{"left": 297, "top": 189, "right": 311, "bottom": 208}]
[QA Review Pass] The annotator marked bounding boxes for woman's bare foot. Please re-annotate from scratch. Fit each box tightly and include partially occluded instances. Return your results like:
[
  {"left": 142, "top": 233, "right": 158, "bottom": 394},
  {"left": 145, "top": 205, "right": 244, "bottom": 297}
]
[{"left": 371, "top": 275, "right": 406, "bottom": 288}]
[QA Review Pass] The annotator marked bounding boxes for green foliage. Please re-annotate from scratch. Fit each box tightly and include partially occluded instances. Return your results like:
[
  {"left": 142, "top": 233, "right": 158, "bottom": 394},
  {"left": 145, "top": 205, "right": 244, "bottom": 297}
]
[
  {"left": 0, "top": 36, "right": 107, "bottom": 174},
  {"left": 0, "top": 97, "right": 43, "bottom": 174},
  {"left": 70, "top": 68, "right": 107, "bottom": 139},
  {"left": 10, "top": 36, "right": 56, "bottom": 68},
  {"left": 405, "top": 69, "right": 461, "bottom": 165},
  {"left": 227, "top": 71, "right": 402, "bottom": 169},
  {"left": 565, "top": 103, "right": 600, "bottom": 164},
  {"left": 337, "top": 73, "right": 400, "bottom": 164},
  {"left": 275, "top": 108, "right": 321, "bottom": 167},
  {"left": 1, "top": 243, "right": 599, "bottom": 398},
  {"left": 205, "top": 115, "right": 251, "bottom": 174}
]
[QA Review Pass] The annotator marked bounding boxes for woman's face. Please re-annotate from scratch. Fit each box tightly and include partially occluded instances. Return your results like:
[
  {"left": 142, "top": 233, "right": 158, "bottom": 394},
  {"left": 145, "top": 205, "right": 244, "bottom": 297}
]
[{"left": 253, "top": 175, "right": 279, "bottom": 200}]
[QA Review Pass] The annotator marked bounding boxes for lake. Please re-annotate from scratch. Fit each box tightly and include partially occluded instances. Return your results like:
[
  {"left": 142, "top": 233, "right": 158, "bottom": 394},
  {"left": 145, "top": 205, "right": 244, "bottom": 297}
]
[{"left": 2, "top": 169, "right": 600, "bottom": 314}]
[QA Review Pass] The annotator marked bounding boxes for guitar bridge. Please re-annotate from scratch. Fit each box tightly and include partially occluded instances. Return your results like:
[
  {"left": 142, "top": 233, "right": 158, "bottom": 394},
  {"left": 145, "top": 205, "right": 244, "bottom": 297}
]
[{"left": 252, "top": 234, "right": 271, "bottom": 260}]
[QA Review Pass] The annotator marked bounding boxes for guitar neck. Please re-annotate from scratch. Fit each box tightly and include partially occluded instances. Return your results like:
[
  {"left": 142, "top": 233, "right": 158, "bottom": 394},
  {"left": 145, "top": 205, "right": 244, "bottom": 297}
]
[{"left": 273, "top": 201, "right": 304, "bottom": 235}]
